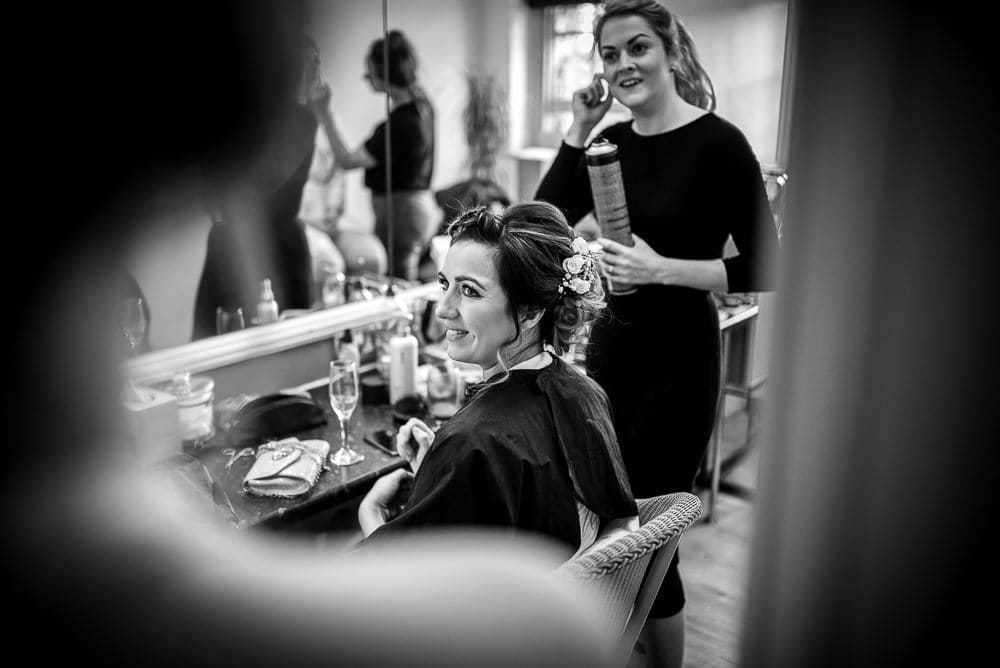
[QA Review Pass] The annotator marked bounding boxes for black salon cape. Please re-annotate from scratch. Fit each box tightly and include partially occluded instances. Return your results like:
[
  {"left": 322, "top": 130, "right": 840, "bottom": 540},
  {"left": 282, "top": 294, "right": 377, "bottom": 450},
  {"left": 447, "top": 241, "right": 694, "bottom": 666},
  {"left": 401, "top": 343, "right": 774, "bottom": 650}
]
[{"left": 365, "top": 357, "right": 637, "bottom": 558}]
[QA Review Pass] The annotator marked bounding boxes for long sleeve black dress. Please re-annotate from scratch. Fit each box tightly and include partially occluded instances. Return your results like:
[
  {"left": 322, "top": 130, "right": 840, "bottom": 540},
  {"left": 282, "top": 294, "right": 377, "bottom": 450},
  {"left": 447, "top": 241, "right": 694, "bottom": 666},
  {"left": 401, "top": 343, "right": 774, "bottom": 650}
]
[
  {"left": 536, "top": 113, "right": 779, "bottom": 614},
  {"left": 192, "top": 104, "right": 316, "bottom": 340}
]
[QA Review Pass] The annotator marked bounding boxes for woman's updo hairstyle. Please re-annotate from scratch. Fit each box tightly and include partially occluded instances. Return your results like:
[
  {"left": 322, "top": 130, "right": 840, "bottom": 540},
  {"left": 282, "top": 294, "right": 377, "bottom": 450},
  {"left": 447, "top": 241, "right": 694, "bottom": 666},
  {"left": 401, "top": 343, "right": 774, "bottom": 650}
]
[
  {"left": 446, "top": 201, "right": 606, "bottom": 355},
  {"left": 368, "top": 29, "right": 418, "bottom": 89}
]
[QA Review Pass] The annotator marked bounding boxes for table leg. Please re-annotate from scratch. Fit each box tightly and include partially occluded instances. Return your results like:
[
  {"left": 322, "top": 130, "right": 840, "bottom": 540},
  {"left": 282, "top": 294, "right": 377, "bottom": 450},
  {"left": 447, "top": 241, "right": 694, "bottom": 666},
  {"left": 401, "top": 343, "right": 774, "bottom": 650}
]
[
  {"left": 742, "top": 318, "right": 758, "bottom": 451},
  {"left": 705, "top": 330, "right": 732, "bottom": 523}
]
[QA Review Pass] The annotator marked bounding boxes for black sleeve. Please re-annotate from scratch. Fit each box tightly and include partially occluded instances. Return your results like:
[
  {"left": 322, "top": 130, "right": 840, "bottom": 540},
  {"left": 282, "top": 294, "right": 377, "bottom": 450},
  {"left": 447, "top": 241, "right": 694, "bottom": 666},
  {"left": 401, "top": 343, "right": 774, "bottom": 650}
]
[
  {"left": 719, "top": 135, "right": 781, "bottom": 293},
  {"left": 362, "top": 122, "right": 386, "bottom": 167},
  {"left": 363, "top": 111, "right": 427, "bottom": 164},
  {"left": 534, "top": 142, "right": 594, "bottom": 225}
]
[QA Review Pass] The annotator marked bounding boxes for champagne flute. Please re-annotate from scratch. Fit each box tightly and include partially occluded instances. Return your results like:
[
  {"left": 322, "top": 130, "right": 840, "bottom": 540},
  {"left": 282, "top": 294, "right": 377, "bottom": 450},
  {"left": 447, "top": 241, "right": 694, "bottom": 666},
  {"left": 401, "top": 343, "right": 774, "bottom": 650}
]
[
  {"left": 120, "top": 297, "right": 148, "bottom": 357},
  {"left": 329, "top": 360, "right": 364, "bottom": 466}
]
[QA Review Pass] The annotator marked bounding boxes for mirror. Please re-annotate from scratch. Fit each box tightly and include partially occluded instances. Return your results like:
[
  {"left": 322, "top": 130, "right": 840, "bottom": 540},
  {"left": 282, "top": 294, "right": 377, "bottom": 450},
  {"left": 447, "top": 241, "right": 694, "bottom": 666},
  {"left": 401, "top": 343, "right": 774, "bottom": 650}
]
[{"left": 123, "top": 0, "right": 399, "bottom": 352}]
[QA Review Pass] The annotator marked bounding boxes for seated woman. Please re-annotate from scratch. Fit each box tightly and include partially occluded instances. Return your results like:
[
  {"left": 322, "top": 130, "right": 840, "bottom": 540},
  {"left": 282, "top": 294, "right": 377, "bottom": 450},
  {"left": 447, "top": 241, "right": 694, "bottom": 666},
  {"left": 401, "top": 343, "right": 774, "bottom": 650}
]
[{"left": 358, "top": 202, "right": 639, "bottom": 559}]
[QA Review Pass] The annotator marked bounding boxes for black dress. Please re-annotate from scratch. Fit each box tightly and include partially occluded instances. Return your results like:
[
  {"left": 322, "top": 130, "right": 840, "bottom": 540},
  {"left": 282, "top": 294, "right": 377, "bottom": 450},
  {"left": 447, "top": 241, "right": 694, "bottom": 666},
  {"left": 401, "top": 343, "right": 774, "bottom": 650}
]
[
  {"left": 536, "top": 113, "right": 780, "bottom": 613},
  {"left": 192, "top": 104, "right": 316, "bottom": 340},
  {"left": 366, "top": 357, "right": 637, "bottom": 559}
]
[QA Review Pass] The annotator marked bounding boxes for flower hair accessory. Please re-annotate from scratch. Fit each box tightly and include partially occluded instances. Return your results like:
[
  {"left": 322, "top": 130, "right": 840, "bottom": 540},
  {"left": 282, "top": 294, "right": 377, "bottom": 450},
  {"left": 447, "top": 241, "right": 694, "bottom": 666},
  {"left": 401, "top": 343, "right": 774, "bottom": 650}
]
[{"left": 559, "top": 236, "right": 600, "bottom": 296}]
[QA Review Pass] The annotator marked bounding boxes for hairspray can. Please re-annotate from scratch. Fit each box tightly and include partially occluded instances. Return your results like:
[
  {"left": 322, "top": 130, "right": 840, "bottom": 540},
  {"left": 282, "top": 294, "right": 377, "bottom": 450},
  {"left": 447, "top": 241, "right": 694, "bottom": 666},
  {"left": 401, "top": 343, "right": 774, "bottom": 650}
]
[{"left": 585, "top": 139, "right": 637, "bottom": 296}]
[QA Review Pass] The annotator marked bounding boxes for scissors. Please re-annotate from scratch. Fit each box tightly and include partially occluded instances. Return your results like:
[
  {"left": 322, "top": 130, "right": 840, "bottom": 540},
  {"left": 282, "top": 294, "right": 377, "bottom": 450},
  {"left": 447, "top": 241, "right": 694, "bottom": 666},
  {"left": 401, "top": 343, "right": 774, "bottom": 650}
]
[{"left": 222, "top": 447, "right": 256, "bottom": 470}]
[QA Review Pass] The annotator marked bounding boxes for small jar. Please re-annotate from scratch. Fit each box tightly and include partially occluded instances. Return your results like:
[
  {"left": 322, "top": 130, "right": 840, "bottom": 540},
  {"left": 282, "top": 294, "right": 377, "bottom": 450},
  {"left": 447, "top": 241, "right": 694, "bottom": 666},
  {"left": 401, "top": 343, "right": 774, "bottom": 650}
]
[{"left": 167, "top": 371, "right": 216, "bottom": 450}]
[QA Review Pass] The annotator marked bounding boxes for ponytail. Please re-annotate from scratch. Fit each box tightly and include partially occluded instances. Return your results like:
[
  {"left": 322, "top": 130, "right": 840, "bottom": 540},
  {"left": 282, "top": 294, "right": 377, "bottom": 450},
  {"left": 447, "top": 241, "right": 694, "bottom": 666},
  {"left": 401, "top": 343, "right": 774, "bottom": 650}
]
[{"left": 673, "top": 20, "right": 716, "bottom": 111}]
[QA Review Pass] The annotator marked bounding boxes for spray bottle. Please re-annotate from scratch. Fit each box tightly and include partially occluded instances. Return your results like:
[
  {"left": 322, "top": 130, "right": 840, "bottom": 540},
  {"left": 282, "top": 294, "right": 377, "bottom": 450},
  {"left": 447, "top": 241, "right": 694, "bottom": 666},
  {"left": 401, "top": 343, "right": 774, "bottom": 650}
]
[{"left": 388, "top": 312, "right": 419, "bottom": 405}]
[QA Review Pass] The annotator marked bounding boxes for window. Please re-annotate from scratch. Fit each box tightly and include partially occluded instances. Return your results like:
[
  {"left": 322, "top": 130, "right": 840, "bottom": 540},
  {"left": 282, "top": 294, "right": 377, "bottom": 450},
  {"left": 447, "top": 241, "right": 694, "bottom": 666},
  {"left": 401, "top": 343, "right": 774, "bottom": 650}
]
[{"left": 536, "top": 3, "right": 630, "bottom": 147}]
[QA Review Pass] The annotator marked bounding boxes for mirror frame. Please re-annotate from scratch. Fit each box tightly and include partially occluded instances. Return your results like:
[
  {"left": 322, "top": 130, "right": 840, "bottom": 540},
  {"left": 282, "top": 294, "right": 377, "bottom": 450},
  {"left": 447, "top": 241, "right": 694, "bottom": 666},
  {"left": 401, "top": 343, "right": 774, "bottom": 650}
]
[{"left": 123, "top": 283, "right": 437, "bottom": 385}]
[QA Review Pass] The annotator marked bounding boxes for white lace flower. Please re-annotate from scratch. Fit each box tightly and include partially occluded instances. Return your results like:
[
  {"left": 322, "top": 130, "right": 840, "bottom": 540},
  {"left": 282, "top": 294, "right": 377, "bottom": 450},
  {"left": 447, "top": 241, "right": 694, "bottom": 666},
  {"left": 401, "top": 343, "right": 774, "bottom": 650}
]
[
  {"left": 563, "top": 255, "right": 586, "bottom": 275},
  {"left": 569, "top": 277, "right": 591, "bottom": 294}
]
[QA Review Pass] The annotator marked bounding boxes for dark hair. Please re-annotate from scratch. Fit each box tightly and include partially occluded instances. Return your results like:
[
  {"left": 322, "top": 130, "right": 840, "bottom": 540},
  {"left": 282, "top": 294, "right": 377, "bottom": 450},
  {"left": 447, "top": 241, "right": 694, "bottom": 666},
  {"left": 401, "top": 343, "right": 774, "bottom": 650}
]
[
  {"left": 368, "top": 29, "right": 418, "bottom": 90},
  {"left": 446, "top": 202, "right": 606, "bottom": 356},
  {"left": 368, "top": 29, "right": 431, "bottom": 112},
  {"left": 596, "top": 0, "right": 716, "bottom": 111}
]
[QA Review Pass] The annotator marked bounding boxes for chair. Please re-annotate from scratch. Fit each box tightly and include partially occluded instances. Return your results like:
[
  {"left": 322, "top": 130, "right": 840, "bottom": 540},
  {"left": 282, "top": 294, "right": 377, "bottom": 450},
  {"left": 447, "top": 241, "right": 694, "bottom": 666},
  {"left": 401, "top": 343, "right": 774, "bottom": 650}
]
[{"left": 558, "top": 492, "right": 703, "bottom": 667}]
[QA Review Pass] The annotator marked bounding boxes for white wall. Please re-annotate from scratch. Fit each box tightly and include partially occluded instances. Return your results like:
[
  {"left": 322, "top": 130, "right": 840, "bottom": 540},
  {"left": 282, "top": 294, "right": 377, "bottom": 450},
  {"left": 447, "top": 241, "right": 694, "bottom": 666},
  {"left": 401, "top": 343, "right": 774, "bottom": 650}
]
[
  {"left": 126, "top": 198, "right": 212, "bottom": 350},
  {"left": 676, "top": 0, "right": 788, "bottom": 164}
]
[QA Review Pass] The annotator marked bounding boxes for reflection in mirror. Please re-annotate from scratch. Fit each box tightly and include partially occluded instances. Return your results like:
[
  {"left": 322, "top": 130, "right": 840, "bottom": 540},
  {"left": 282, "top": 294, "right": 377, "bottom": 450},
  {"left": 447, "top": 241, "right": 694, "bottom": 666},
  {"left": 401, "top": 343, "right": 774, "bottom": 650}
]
[
  {"left": 311, "top": 4, "right": 438, "bottom": 287},
  {"left": 124, "top": 0, "right": 394, "bottom": 351}
]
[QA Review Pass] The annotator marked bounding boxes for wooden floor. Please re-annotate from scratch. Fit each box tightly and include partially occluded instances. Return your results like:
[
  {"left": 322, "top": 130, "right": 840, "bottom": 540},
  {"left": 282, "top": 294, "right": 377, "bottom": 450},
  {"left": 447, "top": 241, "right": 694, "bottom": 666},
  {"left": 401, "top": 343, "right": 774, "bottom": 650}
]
[{"left": 628, "top": 403, "right": 760, "bottom": 668}]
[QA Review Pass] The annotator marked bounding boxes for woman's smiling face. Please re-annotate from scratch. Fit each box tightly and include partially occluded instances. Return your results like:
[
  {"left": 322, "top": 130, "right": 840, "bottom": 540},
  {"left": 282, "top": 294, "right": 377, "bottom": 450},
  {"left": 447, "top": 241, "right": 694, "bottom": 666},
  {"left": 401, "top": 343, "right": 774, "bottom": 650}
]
[
  {"left": 434, "top": 240, "right": 517, "bottom": 369},
  {"left": 599, "top": 14, "right": 674, "bottom": 112}
]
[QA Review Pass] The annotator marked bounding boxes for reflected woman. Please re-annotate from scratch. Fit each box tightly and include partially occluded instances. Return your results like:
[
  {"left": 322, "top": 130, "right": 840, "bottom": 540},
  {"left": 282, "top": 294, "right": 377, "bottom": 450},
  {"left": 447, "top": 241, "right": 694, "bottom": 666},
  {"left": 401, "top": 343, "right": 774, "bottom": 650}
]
[
  {"left": 310, "top": 29, "right": 437, "bottom": 283},
  {"left": 191, "top": 36, "right": 321, "bottom": 339}
]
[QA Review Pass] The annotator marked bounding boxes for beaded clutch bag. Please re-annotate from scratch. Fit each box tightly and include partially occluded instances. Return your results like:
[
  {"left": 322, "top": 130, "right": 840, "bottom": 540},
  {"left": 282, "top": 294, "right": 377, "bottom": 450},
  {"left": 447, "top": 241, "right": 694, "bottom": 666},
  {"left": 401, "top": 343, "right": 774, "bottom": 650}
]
[{"left": 242, "top": 437, "right": 330, "bottom": 498}]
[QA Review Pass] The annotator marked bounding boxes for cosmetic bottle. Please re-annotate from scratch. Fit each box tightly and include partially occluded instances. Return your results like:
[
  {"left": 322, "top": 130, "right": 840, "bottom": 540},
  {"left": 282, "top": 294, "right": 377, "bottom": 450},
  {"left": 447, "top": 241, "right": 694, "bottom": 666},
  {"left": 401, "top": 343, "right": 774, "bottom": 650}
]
[{"left": 257, "top": 278, "right": 279, "bottom": 324}]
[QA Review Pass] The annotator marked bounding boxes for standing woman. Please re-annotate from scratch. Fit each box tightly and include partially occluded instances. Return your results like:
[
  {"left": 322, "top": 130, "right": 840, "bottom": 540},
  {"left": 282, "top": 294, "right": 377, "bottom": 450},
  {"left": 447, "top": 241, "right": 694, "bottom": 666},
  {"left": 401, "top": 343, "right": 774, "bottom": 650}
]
[
  {"left": 192, "top": 36, "right": 320, "bottom": 340},
  {"left": 311, "top": 29, "right": 437, "bottom": 282},
  {"left": 535, "top": 1, "right": 780, "bottom": 665}
]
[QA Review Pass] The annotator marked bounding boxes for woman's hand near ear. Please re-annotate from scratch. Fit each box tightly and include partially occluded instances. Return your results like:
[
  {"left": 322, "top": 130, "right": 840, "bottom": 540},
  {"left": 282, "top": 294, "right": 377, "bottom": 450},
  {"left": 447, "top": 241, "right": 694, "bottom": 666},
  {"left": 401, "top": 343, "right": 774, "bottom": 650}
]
[{"left": 566, "top": 74, "right": 612, "bottom": 147}]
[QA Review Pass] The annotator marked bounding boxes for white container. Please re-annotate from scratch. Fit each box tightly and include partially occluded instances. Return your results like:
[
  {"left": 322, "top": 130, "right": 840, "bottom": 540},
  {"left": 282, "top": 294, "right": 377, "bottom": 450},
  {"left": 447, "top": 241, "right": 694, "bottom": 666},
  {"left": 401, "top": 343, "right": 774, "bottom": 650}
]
[
  {"left": 166, "top": 372, "right": 215, "bottom": 448},
  {"left": 122, "top": 385, "right": 181, "bottom": 465},
  {"left": 257, "top": 278, "right": 279, "bottom": 324},
  {"left": 388, "top": 328, "right": 419, "bottom": 404}
]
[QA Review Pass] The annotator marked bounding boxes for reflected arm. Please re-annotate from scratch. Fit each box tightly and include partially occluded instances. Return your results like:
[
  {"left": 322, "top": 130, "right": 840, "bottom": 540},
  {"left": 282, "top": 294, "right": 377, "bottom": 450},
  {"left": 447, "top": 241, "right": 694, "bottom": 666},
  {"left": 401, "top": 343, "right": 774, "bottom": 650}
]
[{"left": 311, "top": 84, "right": 377, "bottom": 170}]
